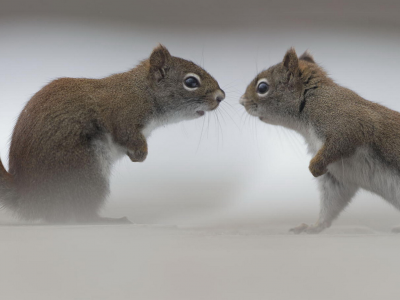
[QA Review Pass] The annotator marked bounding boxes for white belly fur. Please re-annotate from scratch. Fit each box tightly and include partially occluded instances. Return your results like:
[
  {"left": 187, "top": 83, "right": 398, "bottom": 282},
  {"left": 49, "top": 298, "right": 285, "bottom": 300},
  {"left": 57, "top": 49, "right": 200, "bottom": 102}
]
[
  {"left": 92, "top": 121, "right": 161, "bottom": 178},
  {"left": 303, "top": 127, "right": 400, "bottom": 203},
  {"left": 142, "top": 119, "right": 160, "bottom": 138},
  {"left": 92, "top": 134, "right": 126, "bottom": 178}
]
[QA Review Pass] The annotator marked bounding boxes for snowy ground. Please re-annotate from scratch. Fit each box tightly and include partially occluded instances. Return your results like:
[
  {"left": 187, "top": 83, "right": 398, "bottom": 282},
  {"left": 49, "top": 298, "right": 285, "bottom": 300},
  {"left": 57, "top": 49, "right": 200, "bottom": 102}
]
[{"left": 1, "top": 207, "right": 399, "bottom": 300}]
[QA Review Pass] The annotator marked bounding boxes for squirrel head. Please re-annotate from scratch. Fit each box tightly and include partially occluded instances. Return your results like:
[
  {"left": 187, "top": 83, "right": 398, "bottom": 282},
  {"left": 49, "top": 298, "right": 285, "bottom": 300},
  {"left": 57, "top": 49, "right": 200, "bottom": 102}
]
[
  {"left": 146, "top": 44, "right": 225, "bottom": 122},
  {"left": 240, "top": 48, "right": 330, "bottom": 126}
]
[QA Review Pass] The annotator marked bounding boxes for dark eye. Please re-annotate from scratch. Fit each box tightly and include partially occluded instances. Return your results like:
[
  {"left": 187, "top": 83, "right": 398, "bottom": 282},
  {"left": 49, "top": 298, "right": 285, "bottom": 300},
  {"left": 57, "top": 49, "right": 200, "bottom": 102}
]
[
  {"left": 257, "top": 82, "right": 269, "bottom": 94},
  {"left": 184, "top": 76, "right": 200, "bottom": 89}
]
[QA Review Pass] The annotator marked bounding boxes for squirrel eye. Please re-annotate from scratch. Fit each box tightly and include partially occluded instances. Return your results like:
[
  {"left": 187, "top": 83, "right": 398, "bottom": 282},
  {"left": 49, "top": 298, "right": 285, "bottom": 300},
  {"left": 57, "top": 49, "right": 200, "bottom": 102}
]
[
  {"left": 257, "top": 82, "right": 269, "bottom": 95},
  {"left": 184, "top": 76, "right": 200, "bottom": 89}
]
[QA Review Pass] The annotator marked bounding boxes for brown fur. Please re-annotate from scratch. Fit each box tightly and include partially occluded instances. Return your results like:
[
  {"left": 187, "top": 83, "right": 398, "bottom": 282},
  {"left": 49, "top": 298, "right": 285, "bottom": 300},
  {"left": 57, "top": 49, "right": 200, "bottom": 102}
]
[
  {"left": 241, "top": 48, "right": 400, "bottom": 233},
  {"left": 0, "top": 45, "right": 224, "bottom": 223}
]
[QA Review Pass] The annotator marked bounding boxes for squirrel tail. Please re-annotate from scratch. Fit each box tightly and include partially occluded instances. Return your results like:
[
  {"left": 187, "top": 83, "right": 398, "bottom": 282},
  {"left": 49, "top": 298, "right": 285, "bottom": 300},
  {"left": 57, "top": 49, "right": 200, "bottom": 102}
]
[{"left": 0, "top": 156, "right": 17, "bottom": 210}]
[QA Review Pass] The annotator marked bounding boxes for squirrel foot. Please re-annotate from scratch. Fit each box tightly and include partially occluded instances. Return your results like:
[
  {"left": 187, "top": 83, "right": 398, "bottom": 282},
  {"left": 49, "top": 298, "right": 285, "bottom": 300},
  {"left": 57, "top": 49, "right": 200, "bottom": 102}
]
[
  {"left": 289, "top": 222, "right": 328, "bottom": 234},
  {"left": 86, "top": 216, "right": 132, "bottom": 225}
]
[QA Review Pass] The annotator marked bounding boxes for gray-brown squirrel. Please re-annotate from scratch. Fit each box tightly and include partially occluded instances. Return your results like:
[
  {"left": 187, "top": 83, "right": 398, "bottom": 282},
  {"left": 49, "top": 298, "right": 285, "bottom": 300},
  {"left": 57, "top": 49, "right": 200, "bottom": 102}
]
[
  {"left": 0, "top": 44, "right": 225, "bottom": 223},
  {"left": 240, "top": 48, "right": 400, "bottom": 233}
]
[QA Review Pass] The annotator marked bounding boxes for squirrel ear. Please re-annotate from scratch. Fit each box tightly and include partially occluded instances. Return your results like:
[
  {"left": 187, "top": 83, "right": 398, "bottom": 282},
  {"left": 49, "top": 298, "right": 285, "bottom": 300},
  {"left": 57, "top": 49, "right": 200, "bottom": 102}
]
[
  {"left": 149, "top": 44, "right": 171, "bottom": 71},
  {"left": 283, "top": 47, "right": 299, "bottom": 75},
  {"left": 299, "top": 50, "right": 315, "bottom": 64}
]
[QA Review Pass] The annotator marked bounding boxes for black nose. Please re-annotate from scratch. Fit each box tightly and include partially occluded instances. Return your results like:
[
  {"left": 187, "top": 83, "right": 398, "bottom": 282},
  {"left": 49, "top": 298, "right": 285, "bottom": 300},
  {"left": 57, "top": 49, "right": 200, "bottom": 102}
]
[{"left": 216, "top": 89, "right": 225, "bottom": 103}]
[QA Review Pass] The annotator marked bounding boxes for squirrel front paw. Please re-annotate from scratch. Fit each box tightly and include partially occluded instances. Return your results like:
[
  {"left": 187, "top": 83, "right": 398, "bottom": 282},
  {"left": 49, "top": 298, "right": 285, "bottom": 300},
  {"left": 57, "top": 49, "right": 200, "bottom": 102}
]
[
  {"left": 309, "top": 157, "right": 327, "bottom": 177},
  {"left": 127, "top": 146, "right": 148, "bottom": 162}
]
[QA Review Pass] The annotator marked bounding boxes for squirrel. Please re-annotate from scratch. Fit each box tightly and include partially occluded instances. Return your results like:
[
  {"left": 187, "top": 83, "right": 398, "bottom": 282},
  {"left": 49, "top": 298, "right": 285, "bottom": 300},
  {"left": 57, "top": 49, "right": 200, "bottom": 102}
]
[
  {"left": 240, "top": 48, "right": 400, "bottom": 234},
  {"left": 0, "top": 44, "right": 225, "bottom": 224}
]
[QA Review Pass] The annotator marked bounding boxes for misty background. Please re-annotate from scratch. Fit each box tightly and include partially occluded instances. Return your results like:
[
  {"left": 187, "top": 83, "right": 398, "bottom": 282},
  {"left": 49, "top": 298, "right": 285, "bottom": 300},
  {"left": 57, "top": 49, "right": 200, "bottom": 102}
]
[
  {"left": 1, "top": 0, "right": 400, "bottom": 229},
  {"left": 2, "top": 2, "right": 400, "bottom": 300}
]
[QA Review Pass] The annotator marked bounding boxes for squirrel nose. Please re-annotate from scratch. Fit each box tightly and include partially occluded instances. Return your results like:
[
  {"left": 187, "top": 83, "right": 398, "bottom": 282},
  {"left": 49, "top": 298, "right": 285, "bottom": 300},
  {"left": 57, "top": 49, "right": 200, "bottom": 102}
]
[
  {"left": 215, "top": 89, "right": 225, "bottom": 103},
  {"left": 239, "top": 95, "right": 246, "bottom": 106}
]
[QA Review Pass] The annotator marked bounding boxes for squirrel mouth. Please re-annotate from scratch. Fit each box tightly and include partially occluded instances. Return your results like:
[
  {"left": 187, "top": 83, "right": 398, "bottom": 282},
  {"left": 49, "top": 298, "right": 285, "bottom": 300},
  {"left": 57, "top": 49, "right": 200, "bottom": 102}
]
[{"left": 196, "top": 110, "right": 205, "bottom": 116}]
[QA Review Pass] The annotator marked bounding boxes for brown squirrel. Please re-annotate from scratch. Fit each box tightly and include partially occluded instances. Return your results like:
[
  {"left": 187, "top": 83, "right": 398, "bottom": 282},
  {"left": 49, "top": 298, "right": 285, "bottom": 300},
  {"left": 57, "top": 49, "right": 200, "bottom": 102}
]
[
  {"left": 0, "top": 44, "right": 225, "bottom": 224},
  {"left": 240, "top": 48, "right": 400, "bottom": 234}
]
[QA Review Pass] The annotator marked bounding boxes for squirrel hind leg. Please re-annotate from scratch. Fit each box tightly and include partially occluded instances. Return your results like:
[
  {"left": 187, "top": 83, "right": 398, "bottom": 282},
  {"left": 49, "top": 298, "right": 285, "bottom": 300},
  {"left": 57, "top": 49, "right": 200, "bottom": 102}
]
[{"left": 290, "top": 173, "right": 359, "bottom": 235}]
